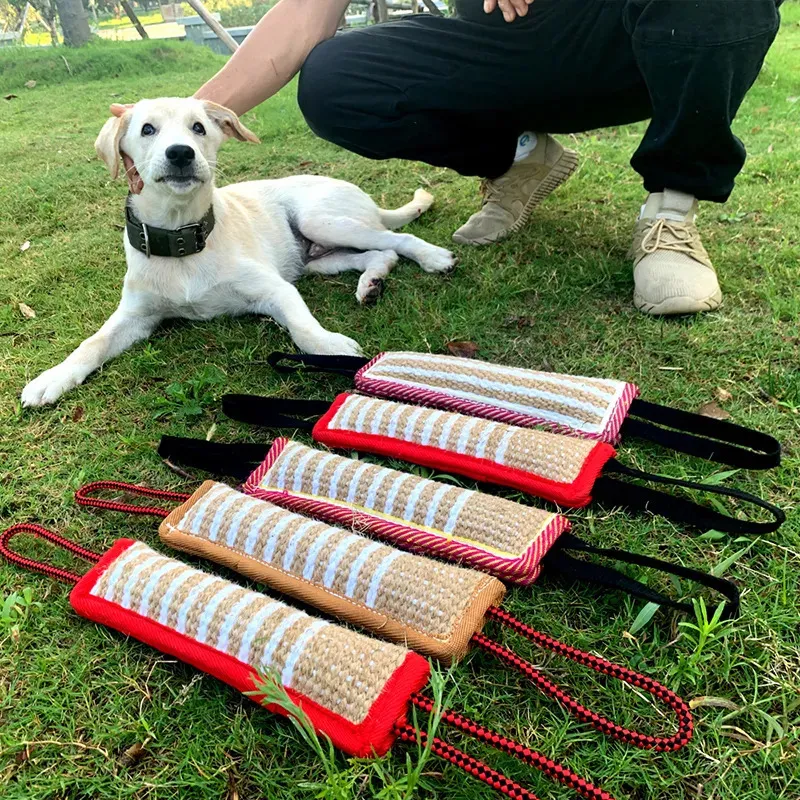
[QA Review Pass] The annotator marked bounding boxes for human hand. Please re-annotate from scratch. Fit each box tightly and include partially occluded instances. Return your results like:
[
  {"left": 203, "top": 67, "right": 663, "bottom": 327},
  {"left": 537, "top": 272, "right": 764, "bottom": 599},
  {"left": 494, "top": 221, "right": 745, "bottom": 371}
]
[{"left": 483, "top": 0, "right": 533, "bottom": 23}]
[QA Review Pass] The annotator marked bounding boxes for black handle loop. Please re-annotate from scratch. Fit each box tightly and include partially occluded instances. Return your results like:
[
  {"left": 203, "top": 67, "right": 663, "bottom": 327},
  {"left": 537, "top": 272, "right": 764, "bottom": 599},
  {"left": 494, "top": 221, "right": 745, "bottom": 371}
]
[
  {"left": 222, "top": 394, "right": 330, "bottom": 430},
  {"left": 543, "top": 532, "right": 740, "bottom": 618},
  {"left": 0, "top": 522, "right": 102, "bottom": 585},
  {"left": 158, "top": 436, "right": 268, "bottom": 481},
  {"left": 267, "top": 352, "right": 369, "bottom": 378},
  {"left": 623, "top": 399, "right": 781, "bottom": 470},
  {"left": 596, "top": 460, "right": 785, "bottom": 535}
]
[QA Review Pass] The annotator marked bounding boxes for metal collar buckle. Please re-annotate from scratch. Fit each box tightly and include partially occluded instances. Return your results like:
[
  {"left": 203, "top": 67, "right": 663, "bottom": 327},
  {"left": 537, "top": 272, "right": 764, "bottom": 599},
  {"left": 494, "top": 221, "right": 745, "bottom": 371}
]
[{"left": 139, "top": 221, "right": 151, "bottom": 258}]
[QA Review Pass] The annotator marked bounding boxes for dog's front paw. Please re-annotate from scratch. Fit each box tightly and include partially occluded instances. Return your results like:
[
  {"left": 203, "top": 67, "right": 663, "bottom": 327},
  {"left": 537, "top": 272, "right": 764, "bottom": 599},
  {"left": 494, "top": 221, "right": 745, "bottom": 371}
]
[
  {"left": 21, "top": 365, "right": 81, "bottom": 407},
  {"left": 305, "top": 331, "right": 364, "bottom": 357},
  {"left": 419, "top": 245, "right": 457, "bottom": 274}
]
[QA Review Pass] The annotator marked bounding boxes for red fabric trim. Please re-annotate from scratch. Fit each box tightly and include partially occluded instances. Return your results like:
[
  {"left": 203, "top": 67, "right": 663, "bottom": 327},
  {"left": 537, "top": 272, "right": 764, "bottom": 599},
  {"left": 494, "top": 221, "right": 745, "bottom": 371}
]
[
  {"left": 354, "top": 354, "right": 640, "bottom": 445},
  {"left": 313, "top": 394, "right": 616, "bottom": 508},
  {"left": 69, "top": 539, "right": 430, "bottom": 758},
  {"left": 244, "top": 440, "right": 570, "bottom": 585}
]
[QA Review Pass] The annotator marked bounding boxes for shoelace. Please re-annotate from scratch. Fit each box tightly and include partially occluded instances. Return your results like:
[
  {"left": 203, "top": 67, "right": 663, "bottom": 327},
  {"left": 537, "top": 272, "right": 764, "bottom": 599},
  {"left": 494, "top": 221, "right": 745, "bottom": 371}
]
[{"left": 640, "top": 218, "right": 702, "bottom": 258}]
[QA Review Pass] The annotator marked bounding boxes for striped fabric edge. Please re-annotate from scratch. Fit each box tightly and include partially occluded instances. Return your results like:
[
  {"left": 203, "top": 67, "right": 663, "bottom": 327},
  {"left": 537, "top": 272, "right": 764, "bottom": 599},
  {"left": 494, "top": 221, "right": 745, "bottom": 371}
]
[
  {"left": 69, "top": 538, "right": 431, "bottom": 758},
  {"left": 312, "top": 393, "right": 616, "bottom": 508},
  {"left": 354, "top": 353, "right": 641, "bottom": 444},
  {"left": 244, "top": 439, "right": 570, "bottom": 586}
]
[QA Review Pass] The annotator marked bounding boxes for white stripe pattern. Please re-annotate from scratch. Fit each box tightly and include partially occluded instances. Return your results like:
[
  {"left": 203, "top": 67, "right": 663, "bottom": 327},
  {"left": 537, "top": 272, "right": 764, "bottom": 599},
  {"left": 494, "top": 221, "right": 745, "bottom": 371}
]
[
  {"left": 176, "top": 575, "right": 219, "bottom": 634},
  {"left": 207, "top": 493, "right": 246, "bottom": 542},
  {"left": 364, "top": 467, "right": 393, "bottom": 509},
  {"left": 157, "top": 569, "right": 196, "bottom": 626},
  {"left": 420, "top": 409, "right": 445, "bottom": 445},
  {"left": 242, "top": 505, "right": 284, "bottom": 555},
  {"left": 280, "top": 619, "right": 328, "bottom": 686},
  {"left": 301, "top": 526, "right": 340, "bottom": 580},
  {"left": 215, "top": 592, "right": 260, "bottom": 653},
  {"left": 281, "top": 520, "right": 318, "bottom": 571},
  {"left": 195, "top": 584, "right": 240, "bottom": 644},
  {"left": 139, "top": 561, "right": 184, "bottom": 617},
  {"left": 442, "top": 489, "right": 473, "bottom": 534},
  {"left": 261, "top": 515, "right": 297, "bottom": 562},
  {"left": 236, "top": 601, "right": 281, "bottom": 663},
  {"left": 310, "top": 453, "right": 338, "bottom": 496},
  {"left": 424, "top": 484, "right": 452, "bottom": 528},
  {"left": 91, "top": 544, "right": 145, "bottom": 600},
  {"left": 323, "top": 534, "right": 360, "bottom": 588},
  {"left": 344, "top": 541, "right": 384, "bottom": 598},
  {"left": 365, "top": 551, "right": 403, "bottom": 608},
  {"left": 259, "top": 609, "right": 305, "bottom": 668},
  {"left": 120, "top": 554, "right": 168, "bottom": 609}
]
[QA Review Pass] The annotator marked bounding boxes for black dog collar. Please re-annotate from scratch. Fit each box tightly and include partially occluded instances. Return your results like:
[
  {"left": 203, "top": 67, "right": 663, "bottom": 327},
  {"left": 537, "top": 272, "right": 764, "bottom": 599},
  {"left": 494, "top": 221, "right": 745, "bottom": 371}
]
[{"left": 125, "top": 202, "right": 215, "bottom": 258}]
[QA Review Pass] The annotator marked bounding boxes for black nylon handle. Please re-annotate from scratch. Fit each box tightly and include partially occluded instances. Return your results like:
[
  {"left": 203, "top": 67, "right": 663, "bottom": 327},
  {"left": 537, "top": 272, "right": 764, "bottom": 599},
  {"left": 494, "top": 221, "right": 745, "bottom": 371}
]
[
  {"left": 222, "top": 394, "right": 330, "bottom": 430},
  {"left": 158, "top": 436, "right": 268, "bottom": 481},
  {"left": 267, "top": 352, "right": 369, "bottom": 377},
  {"left": 596, "top": 461, "right": 785, "bottom": 535},
  {"left": 624, "top": 399, "right": 781, "bottom": 470},
  {"left": 545, "top": 532, "right": 740, "bottom": 618}
]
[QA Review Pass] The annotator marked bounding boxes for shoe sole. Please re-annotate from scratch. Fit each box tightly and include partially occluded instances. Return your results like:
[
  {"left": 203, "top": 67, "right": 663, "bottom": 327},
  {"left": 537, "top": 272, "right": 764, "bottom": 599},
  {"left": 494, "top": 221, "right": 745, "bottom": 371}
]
[
  {"left": 452, "top": 147, "right": 580, "bottom": 247},
  {"left": 634, "top": 289, "right": 723, "bottom": 316}
]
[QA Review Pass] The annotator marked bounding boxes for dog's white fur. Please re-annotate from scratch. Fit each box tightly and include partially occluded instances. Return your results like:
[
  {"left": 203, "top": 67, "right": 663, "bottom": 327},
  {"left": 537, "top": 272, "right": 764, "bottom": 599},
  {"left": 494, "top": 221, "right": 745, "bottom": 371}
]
[{"left": 21, "top": 97, "right": 454, "bottom": 407}]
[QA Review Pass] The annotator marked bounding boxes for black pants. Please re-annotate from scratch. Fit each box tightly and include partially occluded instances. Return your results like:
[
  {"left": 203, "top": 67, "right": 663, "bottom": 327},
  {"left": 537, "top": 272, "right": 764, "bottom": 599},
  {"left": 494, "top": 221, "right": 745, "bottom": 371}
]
[{"left": 298, "top": 0, "right": 781, "bottom": 202}]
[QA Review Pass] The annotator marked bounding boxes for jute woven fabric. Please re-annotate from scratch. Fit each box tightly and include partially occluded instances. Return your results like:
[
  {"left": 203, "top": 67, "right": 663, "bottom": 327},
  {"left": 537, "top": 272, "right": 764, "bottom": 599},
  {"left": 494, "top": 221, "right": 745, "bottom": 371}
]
[
  {"left": 160, "top": 481, "right": 506, "bottom": 663},
  {"left": 243, "top": 439, "right": 568, "bottom": 585},
  {"left": 313, "top": 393, "right": 616, "bottom": 507},
  {"left": 355, "top": 352, "right": 639, "bottom": 443},
  {"left": 72, "top": 539, "right": 429, "bottom": 757}
]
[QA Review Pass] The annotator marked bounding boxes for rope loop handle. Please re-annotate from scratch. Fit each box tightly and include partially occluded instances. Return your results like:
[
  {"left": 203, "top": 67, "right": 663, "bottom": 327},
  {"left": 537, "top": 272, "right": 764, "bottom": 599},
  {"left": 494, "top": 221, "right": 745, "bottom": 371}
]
[
  {"left": 75, "top": 481, "right": 191, "bottom": 519},
  {"left": 0, "top": 522, "right": 102, "bottom": 585},
  {"left": 405, "top": 697, "right": 616, "bottom": 800},
  {"left": 476, "top": 607, "right": 692, "bottom": 752}
]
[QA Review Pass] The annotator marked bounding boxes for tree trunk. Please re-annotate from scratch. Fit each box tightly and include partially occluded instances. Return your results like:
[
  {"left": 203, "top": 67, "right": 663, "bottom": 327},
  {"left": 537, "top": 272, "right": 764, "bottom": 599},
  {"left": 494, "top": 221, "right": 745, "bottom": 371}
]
[{"left": 54, "top": 0, "right": 90, "bottom": 46}]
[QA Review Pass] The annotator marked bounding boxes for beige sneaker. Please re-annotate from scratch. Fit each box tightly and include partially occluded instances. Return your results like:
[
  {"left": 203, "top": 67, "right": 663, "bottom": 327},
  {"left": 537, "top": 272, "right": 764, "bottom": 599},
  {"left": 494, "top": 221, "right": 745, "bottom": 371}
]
[
  {"left": 631, "top": 189, "right": 722, "bottom": 316},
  {"left": 452, "top": 134, "right": 578, "bottom": 246}
]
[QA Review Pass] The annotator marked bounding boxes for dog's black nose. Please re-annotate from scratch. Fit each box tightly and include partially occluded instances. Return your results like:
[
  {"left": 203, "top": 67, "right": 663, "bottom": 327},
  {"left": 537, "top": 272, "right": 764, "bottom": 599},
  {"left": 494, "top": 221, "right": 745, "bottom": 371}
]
[{"left": 165, "top": 144, "right": 195, "bottom": 168}]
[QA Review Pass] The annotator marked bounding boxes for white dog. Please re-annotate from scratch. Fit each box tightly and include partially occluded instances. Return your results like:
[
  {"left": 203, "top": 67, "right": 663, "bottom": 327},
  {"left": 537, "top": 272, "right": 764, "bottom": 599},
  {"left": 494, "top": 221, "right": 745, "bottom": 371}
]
[{"left": 21, "top": 97, "right": 455, "bottom": 407}]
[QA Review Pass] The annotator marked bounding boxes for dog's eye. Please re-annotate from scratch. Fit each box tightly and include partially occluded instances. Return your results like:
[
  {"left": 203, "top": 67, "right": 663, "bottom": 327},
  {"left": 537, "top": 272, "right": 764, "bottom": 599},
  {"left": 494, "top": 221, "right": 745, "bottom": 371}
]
[
  {"left": 192, "top": 122, "right": 206, "bottom": 136},
  {"left": 141, "top": 123, "right": 156, "bottom": 136}
]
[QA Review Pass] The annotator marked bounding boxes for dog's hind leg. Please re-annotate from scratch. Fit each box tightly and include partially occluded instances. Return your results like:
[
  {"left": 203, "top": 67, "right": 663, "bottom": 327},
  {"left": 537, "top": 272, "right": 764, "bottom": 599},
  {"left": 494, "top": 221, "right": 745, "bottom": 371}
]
[
  {"left": 298, "top": 216, "right": 456, "bottom": 275},
  {"left": 306, "top": 249, "right": 399, "bottom": 305}
]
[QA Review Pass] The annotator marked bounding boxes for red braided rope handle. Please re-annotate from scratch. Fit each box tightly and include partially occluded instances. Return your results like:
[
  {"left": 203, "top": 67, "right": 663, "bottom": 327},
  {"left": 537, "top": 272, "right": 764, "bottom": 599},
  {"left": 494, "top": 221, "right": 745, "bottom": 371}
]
[
  {"left": 0, "top": 522, "right": 102, "bottom": 584},
  {"left": 410, "top": 694, "right": 615, "bottom": 800},
  {"left": 394, "top": 721, "right": 547, "bottom": 800},
  {"left": 474, "top": 606, "right": 692, "bottom": 752},
  {"left": 75, "top": 481, "right": 191, "bottom": 518}
]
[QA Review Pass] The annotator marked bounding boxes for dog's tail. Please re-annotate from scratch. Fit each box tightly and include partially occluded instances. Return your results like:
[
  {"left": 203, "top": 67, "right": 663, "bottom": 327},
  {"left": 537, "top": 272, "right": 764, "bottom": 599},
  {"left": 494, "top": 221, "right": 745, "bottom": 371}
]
[{"left": 379, "top": 188, "right": 434, "bottom": 229}]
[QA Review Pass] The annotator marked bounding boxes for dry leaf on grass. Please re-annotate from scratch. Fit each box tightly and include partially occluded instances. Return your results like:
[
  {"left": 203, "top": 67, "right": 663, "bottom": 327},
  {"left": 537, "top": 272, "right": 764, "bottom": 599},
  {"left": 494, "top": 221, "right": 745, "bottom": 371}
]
[
  {"left": 18, "top": 303, "right": 36, "bottom": 319},
  {"left": 697, "top": 401, "right": 731, "bottom": 421},
  {"left": 72, "top": 406, "right": 85, "bottom": 422},
  {"left": 119, "top": 742, "right": 147, "bottom": 768},
  {"left": 446, "top": 340, "right": 479, "bottom": 358},
  {"left": 24, "top": 80, "right": 36, "bottom": 89},
  {"left": 689, "top": 696, "right": 739, "bottom": 711},
  {"left": 716, "top": 387, "right": 733, "bottom": 403},
  {"left": 20, "top": 240, "right": 30, "bottom": 252}
]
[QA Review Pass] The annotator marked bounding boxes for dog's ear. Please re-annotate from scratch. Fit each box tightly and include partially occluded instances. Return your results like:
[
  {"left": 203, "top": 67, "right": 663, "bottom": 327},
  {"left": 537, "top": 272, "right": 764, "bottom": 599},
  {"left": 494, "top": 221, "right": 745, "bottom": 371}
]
[
  {"left": 95, "top": 106, "right": 131, "bottom": 179},
  {"left": 202, "top": 100, "right": 260, "bottom": 143}
]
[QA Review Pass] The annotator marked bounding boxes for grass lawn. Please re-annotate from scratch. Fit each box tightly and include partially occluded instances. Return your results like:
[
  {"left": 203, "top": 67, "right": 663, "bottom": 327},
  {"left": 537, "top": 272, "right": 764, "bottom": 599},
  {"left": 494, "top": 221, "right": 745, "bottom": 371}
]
[{"left": 1, "top": 11, "right": 799, "bottom": 800}]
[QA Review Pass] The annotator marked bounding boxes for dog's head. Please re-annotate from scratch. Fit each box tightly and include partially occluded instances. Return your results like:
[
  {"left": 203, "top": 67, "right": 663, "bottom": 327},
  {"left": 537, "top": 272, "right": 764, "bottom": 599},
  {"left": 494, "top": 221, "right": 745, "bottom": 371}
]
[{"left": 95, "top": 97, "right": 259, "bottom": 196}]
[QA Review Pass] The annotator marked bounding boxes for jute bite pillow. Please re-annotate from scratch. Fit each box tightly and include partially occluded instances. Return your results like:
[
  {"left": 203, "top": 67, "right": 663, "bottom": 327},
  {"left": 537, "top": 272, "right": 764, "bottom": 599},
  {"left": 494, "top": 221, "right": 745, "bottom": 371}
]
[
  {"left": 244, "top": 438, "right": 567, "bottom": 585},
  {"left": 159, "top": 480, "right": 506, "bottom": 664},
  {"left": 1, "top": 522, "right": 654, "bottom": 800},
  {"left": 268, "top": 350, "right": 781, "bottom": 469}
]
